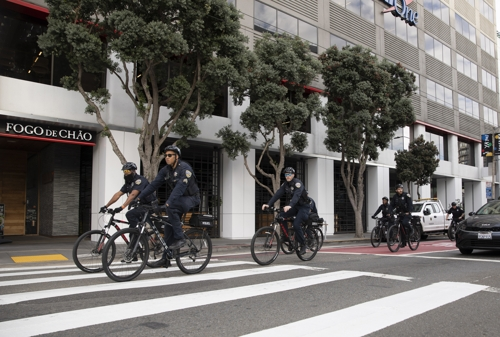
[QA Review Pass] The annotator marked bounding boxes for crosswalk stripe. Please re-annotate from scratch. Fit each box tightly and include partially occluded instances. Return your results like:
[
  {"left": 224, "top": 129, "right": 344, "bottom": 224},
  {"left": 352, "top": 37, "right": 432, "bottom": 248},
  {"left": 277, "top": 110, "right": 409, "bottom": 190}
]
[
  {"left": 0, "top": 261, "right": 255, "bottom": 287},
  {"left": 241, "top": 281, "right": 488, "bottom": 337},
  {"left": 0, "top": 264, "right": 323, "bottom": 305},
  {"left": 0, "top": 265, "right": 76, "bottom": 272},
  {"left": 0, "top": 270, "right": 409, "bottom": 337}
]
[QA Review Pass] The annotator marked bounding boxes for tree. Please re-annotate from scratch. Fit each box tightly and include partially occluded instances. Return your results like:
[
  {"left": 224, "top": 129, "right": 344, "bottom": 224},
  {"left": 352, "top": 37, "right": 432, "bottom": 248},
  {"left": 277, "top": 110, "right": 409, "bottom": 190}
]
[
  {"left": 394, "top": 135, "right": 440, "bottom": 199},
  {"left": 319, "top": 45, "right": 416, "bottom": 238},
  {"left": 216, "top": 34, "right": 322, "bottom": 199},
  {"left": 38, "top": 0, "right": 251, "bottom": 180}
]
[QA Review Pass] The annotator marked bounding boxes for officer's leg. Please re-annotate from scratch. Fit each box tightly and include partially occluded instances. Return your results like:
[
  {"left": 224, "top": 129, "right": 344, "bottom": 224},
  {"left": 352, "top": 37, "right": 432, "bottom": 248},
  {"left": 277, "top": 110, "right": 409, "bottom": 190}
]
[
  {"left": 125, "top": 207, "right": 142, "bottom": 229},
  {"left": 401, "top": 215, "right": 411, "bottom": 245},
  {"left": 292, "top": 207, "right": 308, "bottom": 246},
  {"left": 166, "top": 206, "right": 184, "bottom": 241}
]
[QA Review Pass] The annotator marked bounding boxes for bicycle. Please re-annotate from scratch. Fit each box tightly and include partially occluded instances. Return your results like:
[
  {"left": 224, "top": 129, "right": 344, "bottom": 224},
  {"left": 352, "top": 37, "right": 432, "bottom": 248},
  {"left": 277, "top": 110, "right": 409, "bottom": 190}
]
[
  {"left": 311, "top": 219, "right": 325, "bottom": 250},
  {"left": 386, "top": 215, "right": 420, "bottom": 252},
  {"left": 101, "top": 203, "right": 212, "bottom": 282},
  {"left": 370, "top": 217, "right": 392, "bottom": 248},
  {"left": 447, "top": 218, "right": 461, "bottom": 241},
  {"left": 72, "top": 208, "right": 130, "bottom": 273},
  {"left": 250, "top": 207, "right": 319, "bottom": 265}
]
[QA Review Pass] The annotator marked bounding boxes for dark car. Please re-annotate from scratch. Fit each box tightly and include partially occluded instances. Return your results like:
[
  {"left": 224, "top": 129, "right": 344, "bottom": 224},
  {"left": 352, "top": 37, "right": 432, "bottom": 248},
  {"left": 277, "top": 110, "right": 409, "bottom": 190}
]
[{"left": 456, "top": 200, "right": 500, "bottom": 255}]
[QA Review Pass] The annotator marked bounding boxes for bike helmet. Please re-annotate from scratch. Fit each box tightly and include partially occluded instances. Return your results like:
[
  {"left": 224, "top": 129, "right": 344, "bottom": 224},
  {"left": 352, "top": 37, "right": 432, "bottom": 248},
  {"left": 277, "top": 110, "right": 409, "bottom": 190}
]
[
  {"left": 395, "top": 184, "right": 404, "bottom": 190},
  {"left": 163, "top": 145, "right": 181, "bottom": 157},
  {"left": 122, "top": 162, "right": 137, "bottom": 171},
  {"left": 382, "top": 196, "right": 389, "bottom": 201},
  {"left": 284, "top": 167, "right": 295, "bottom": 174},
  {"left": 451, "top": 202, "right": 457, "bottom": 206}
]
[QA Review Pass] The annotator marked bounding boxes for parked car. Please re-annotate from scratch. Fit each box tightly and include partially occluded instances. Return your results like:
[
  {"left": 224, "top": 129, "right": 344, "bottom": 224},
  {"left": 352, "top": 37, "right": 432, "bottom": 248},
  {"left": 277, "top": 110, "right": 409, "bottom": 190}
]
[
  {"left": 411, "top": 198, "right": 449, "bottom": 240},
  {"left": 455, "top": 200, "right": 500, "bottom": 255}
]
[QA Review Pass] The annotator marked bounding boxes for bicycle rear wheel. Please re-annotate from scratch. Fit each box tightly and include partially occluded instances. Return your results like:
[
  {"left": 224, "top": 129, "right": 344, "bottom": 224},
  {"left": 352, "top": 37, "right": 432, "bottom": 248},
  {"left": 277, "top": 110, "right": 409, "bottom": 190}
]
[
  {"left": 370, "top": 226, "right": 382, "bottom": 248},
  {"left": 145, "top": 224, "right": 165, "bottom": 268},
  {"left": 280, "top": 228, "right": 295, "bottom": 255},
  {"left": 176, "top": 228, "right": 212, "bottom": 274},
  {"left": 102, "top": 228, "right": 149, "bottom": 282},
  {"left": 73, "top": 230, "right": 113, "bottom": 273},
  {"left": 251, "top": 226, "right": 280, "bottom": 265},
  {"left": 447, "top": 222, "right": 456, "bottom": 241},
  {"left": 387, "top": 225, "right": 401, "bottom": 253},
  {"left": 315, "top": 227, "right": 324, "bottom": 250},
  {"left": 408, "top": 225, "right": 420, "bottom": 251},
  {"left": 297, "top": 226, "right": 319, "bottom": 261}
]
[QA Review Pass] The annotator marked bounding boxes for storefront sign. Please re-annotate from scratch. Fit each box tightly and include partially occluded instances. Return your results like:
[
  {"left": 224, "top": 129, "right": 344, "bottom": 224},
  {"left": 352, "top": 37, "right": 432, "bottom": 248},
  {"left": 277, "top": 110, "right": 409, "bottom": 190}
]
[
  {"left": 481, "top": 134, "right": 493, "bottom": 157},
  {"left": 381, "top": 0, "right": 419, "bottom": 26},
  {"left": 0, "top": 118, "right": 95, "bottom": 145}
]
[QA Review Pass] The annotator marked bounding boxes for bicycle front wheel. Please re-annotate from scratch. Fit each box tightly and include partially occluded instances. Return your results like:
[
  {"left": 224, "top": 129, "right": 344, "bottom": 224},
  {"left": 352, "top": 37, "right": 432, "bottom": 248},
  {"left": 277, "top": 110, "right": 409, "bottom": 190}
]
[
  {"left": 408, "top": 225, "right": 420, "bottom": 251},
  {"left": 73, "top": 230, "right": 113, "bottom": 273},
  {"left": 102, "top": 228, "right": 149, "bottom": 282},
  {"left": 176, "top": 228, "right": 212, "bottom": 274},
  {"left": 297, "top": 226, "right": 319, "bottom": 261},
  {"left": 447, "top": 223, "right": 456, "bottom": 241},
  {"left": 370, "top": 227, "right": 382, "bottom": 248},
  {"left": 387, "top": 225, "right": 401, "bottom": 253},
  {"left": 251, "top": 226, "right": 280, "bottom": 265},
  {"left": 280, "top": 228, "right": 295, "bottom": 255}
]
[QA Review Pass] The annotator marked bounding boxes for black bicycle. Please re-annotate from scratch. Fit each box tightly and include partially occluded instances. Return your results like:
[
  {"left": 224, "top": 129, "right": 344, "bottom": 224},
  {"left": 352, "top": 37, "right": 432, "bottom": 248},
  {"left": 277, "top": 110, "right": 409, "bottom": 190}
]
[
  {"left": 72, "top": 208, "right": 129, "bottom": 273},
  {"left": 370, "top": 217, "right": 392, "bottom": 248},
  {"left": 387, "top": 215, "right": 420, "bottom": 252},
  {"left": 102, "top": 203, "right": 212, "bottom": 282},
  {"left": 251, "top": 207, "right": 319, "bottom": 265},
  {"left": 447, "top": 218, "right": 461, "bottom": 241}
]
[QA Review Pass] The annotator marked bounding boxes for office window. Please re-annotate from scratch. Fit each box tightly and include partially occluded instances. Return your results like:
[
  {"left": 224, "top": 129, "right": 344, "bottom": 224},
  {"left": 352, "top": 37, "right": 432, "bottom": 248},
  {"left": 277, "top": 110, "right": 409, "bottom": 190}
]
[
  {"left": 331, "top": 0, "right": 374, "bottom": 23},
  {"left": 426, "top": 79, "right": 452, "bottom": 108},
  {"left": 423, "top": 0, "right": 449, "bottom": 25},
  {"left": 480, "top": 34, "right": 495, "bottom": 57},
  {"left": 330, "top": 34, "right": 351, "bottom": 48},
  {"left": 425, "top": 34, "right": 451, "bottom": 66},
  {"left": 479, "top": 0, "right": 494, "bottom": 22},
  {"left": 254, "top": 1, "right": 318, "bottom": 53},
  {"left": 484, "top": 107, "right": 498, "bottom": 127},
  {"left": 389, "top": 127, "right": 410, "bottom": 151},
  {"left": 458, "top": 141, "right": 474, "bottom": 166},
  {"left": 384, "top": 12, "right": 418, "bottom": 46},
  {"left": 482, "top": 70, "right": 497, "bottom": 92},
  {"left": 227, "top": 0, "right": 236, "bottom": 5},
  {"left": 455, "top": 14, "right": 476, "bottom": 43},
  {"left": 426, "top": 131, "right": 446, "bottom": 161},
  {"left": 456, "top": 54, "right": 477, "bottom": 81},
  {"left": 457, "top": 94, "right": 479, "bottom": 118}
]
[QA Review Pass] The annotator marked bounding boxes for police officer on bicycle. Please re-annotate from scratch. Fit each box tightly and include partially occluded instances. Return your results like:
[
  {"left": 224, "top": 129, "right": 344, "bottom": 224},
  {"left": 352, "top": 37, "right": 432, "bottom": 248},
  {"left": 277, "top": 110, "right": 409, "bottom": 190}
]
[
  {"left": 390, "top": 184, "right": 413, "bottom": 247},
  {"left": 262, "top": 167, "right": 310, "bottom": 255},
  {"left": 371, "top": 196, "right": 393, "bottom": 229},
  {"left": 446, "top": 202, "right": 464, "bottom": 223},
  {"left": 99, "top": 162, "right": 156, "bottom": 228},
  {"left": 138, "top": 145, "right": 200, "bottom": 259}
]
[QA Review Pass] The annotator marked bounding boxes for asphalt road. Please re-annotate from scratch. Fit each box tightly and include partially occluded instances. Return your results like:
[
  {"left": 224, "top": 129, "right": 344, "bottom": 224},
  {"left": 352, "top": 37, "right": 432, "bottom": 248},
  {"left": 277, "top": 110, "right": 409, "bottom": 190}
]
[{"left": 0, "top": 236, "right": 499, "bottom": 337}]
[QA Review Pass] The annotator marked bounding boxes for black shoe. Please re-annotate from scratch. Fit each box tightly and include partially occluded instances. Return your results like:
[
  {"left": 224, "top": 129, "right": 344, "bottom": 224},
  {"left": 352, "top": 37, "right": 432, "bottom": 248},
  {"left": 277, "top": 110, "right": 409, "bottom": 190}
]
[
  {"left": 169, "top": 239, "right": 186, "bottom": 250},
  {"left": 299, "top": 245, "right": 307, "bottom": 255},
  {"left": 121, "top": 256, "right": 138, "bottom": 263},
  {"left": 152, "top": 258, "right": 171, "bottom": 268},
  {"left": 400, "top": 243, "right": 407, "bottom": 248}
]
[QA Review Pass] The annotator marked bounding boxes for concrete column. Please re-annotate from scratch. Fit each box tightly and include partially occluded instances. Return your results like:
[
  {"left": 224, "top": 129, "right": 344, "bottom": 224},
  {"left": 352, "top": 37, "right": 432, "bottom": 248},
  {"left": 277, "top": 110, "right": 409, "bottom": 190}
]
[
  {"left": 436, "top": 178, "right": 446, "bottom": 206},
  {"left": 366, "top": 166, "right": 390, "bottom": 231},
  {"left": 472, "top": 180, "right": 487, "bottom": 212},
  {"left": 91, "top": 130, "right": 140, "bottom": 233},
  {"left": 307, "top": 157, "right": 334, "bottom": 235},
  {"left": 413, "top": 123, "right": 426, "bottom": 139},
  {"left": 474, "top": 142, "right": 482, "bottom": 169},
  {"left": 463, "top": 181, "right": 474, "bottom": 215},
  {"left": 445, "top": 177, "right": 462, "bottom": 208},
  {"left": 448, "top": 134, "right": 458, "bottom": 176},
  {"left": 411, "top": 182, "right": 430, "bottom": 200},
  {"left": 220, "top": 149, "right": 256, "bottom": 239}
]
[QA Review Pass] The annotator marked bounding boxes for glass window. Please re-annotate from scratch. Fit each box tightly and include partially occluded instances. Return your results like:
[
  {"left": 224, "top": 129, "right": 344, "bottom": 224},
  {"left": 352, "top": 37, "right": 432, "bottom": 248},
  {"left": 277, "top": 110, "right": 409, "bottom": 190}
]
[
  {"left": 480, "top": 34, "right": 495, "bottom": 57},
  {"left": 484, "top": 107, "right": 498, "bottom": 127},
  {"left": 423, "top": 0, "right": 449, "bottom": 24},
  {"left": 482, "top": 69, "right": 497, "bottom": 92},
  {"left": 254, "top": 1, "right": 277, "bottom": 33},
  {"left": 384, "top": 12, "right": 418, "bottom": 47},
  {"left": 389, "top": 127, "right": 410, "bottom": 151},
  {"left": 332, "top": 0, "right": 374, "bottom": 23},
  {"left": 424, "top": 34, "right": 450, "bottom": 66},
  {"left": 459, "top": 141, "right": 474, "bottom": 166},
  {"left": 330, "top": 34, "right": 350, "bottom": 48},
  {"left": 277, "top": 12, "right": 297, "bottom": 35},
  {"left": 480, "top": 0, "right": 494, "bottom": 22},
  {"left": 227, "top": 0, "right": 236, "bottom": 5},
  {"left": 427, "top": 79, "right": 452, "bottom": 108},
  {"left": 455, "top": 14, "right": 476, "bottom": 43},
  {"left": 456, "top": 54, "right": 477, "bottom": 81},
  {"left": 426, "top": 131, "right": 446, "bottom": 160},
  {"left": 298, "top": 20, "right": 317, "bottom": 53},
  {"left": 457, "top": 94, "right": 479, "bottom": 118}
]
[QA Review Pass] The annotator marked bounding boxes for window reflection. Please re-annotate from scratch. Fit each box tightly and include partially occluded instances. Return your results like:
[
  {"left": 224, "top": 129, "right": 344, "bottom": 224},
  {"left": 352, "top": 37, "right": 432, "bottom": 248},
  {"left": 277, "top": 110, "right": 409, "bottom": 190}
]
[
  {"left": 330, "top": 34, "right": 351, "bottom": 48},
  {"left": 332, "top": 0, "right": 374, "bottom": 23},
  {"left": 426, "top": 131, "right": 445, "bottom": 160},
  {"left": 278, "top": 11, "right": 297, "bottom": 35},
  {"left": 458, "top": 141, "right": 474, "bottom": 166}
]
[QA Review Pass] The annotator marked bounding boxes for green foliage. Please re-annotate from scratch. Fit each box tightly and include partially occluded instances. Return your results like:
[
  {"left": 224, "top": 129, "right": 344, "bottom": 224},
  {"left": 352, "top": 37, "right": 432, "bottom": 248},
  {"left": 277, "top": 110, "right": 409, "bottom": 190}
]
[
  {"left": 215, "top": 126, "right": 251, "bottom": 160},
  {"left": 395, "top": 135, "right": 440, "bottom": 190}
]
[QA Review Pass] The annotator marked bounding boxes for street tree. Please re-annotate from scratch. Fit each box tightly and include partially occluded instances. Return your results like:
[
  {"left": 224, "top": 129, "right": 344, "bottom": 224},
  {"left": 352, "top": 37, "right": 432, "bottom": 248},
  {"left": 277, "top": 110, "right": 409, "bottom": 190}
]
[
  {"left": 394, "top": 135, "right": 440, "bottom": 199},
  {"left": 216, "top": 34, "right": 322, "bottom": 199},
  {"left": 38, "top": 0, "right": 251, "bottom": 180},
  {"left": 319, "top": 45, "right": 417, "bottom": 238}
]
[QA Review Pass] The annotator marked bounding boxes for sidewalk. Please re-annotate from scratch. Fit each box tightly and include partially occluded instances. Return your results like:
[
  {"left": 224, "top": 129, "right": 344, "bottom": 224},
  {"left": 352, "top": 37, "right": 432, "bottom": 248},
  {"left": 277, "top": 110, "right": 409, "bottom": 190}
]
[{"left": 0, "top": 233, "right": 370, "bottom": 266}]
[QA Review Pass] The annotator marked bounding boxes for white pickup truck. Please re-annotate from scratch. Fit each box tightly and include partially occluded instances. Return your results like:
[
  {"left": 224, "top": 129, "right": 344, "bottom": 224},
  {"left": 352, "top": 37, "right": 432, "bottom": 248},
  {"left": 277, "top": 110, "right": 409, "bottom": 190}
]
[{"left": 410, "top": 198, "right": 450, "bottom": 240}]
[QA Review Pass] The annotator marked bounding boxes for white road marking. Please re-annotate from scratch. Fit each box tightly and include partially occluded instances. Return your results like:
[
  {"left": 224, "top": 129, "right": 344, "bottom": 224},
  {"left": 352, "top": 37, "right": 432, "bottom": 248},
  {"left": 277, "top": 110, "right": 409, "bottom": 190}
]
[
  {"left": 0, "top": 270, "right": 411, "bottom": 337},
  {"left": 242, "top": 281, "right": 488, "bottom": 337},
  {"left": 0, "top": 261, "right": 254, "bottom": 287},
  {"left": 0, "top": 264, "right": 323, "bottom": 305},
  {"left": 0, "top": 265, "right": 76, "bottom": 272}
]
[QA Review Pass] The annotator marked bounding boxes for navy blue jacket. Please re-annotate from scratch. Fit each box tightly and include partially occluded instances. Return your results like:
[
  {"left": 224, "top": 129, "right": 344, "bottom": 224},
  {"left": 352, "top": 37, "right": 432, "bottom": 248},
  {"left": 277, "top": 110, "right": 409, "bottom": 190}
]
[{"left": 267, "top": 178, "right": 308, "bottom": 208}]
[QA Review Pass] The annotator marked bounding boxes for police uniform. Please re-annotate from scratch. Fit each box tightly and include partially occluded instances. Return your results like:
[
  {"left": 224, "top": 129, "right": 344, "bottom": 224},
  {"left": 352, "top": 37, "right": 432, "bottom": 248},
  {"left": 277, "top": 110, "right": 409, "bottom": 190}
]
[
  {"left": 139, "top": 160, "right": 200, "bottom": 245},
  {"left": 390, "top": 191, "right": 413, "bottom": 244},
  {"left": 372, "top": 203, "right": 394, "bottom": 227},
  {"left": 447, "top": 207, "right": 464, "bottom": 221},
  {"left": 267, "top": 177, "right": 310, "bottom": 245},
  {"left": 123, "top": 174, "right": 156, "bottom": 228}
]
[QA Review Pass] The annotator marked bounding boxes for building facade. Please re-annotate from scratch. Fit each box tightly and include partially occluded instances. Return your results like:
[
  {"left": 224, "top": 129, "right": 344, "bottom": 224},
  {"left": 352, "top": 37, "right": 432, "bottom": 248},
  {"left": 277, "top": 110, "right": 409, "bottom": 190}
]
[{"left": 0, "top": 0, "right": 498, "bottom": 238}]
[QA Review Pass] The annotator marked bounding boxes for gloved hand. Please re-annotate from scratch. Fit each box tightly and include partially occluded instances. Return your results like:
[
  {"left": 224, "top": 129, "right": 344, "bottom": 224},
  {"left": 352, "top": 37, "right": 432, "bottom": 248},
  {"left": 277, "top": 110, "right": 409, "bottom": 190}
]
[
  {"left": 100, "top": 206, "right": 108, "bottom": 213},
  {"left": 113, "top": 206, "right": 123, "bottom": 214},
  {"left": 371, "top": 215, "right": 376, "bottom": 219}
]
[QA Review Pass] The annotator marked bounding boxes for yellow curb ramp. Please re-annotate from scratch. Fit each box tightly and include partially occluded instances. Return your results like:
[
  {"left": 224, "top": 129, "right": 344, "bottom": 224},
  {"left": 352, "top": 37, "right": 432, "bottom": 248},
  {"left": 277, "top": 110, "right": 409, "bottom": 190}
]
[{"left": 11, "top": 254, "right": 68, "bottom": 263}]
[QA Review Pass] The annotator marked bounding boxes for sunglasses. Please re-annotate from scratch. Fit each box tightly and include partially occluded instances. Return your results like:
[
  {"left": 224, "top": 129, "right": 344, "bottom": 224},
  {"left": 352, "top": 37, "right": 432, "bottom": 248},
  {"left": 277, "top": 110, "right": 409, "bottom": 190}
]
[
  {"left": 165, "top": 153, "right": 176, "bottom": 158},
  {"left": 285, "top": 173, "right": 293, "bottom": 177},
  {"left": 123, "top": 169, "right": 132, "bottom": 175}
]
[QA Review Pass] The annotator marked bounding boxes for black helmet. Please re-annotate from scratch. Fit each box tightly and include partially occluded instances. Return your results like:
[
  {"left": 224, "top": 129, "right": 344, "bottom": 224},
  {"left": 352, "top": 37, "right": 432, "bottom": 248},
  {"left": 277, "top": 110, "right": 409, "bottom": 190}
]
[
  {"left": 382, "top": 196, "right": 389, "bottom": 201},
  {"left": 122, "top": 162, "right": 137, "bottom": 171},
  {"left": 164, "top": 145, "right": 181, "bottom": 157},
  {"left": 284, "top": 167, "right": 295, "bottom": 174},
  {"left": 395, "top": 184, "right": 404, "bottom": 190},
  {"left": 451, "top": 202, "right": 457, "bottom": 206}
]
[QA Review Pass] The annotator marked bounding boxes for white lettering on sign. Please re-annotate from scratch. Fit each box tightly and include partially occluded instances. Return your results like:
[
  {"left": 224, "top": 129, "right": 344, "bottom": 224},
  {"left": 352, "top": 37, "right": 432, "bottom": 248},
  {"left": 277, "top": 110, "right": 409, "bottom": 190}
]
[
  {"left": 4, "top": 122, "right": 93, "bottom": 142},
  {"left": 381, "top": 0, "right": 419, "bottom": 26}
]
